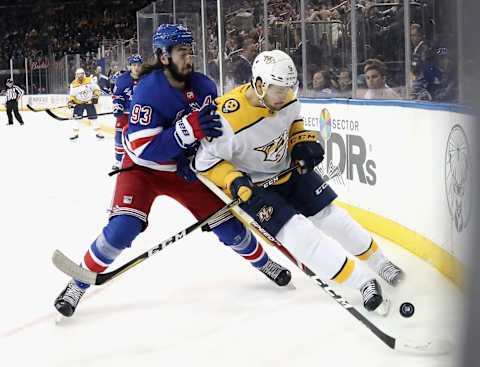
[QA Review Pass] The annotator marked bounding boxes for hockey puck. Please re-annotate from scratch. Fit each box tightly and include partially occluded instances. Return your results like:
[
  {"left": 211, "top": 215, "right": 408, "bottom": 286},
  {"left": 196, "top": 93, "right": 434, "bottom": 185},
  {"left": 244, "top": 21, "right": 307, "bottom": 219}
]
[{"left": 399, "top": 302, "right": 415, "bottom": 317}]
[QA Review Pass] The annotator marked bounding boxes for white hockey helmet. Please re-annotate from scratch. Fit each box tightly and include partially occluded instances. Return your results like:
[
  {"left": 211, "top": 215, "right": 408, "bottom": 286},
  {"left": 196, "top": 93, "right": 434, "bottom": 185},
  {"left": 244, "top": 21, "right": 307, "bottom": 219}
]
[
  {"left": 75, "top": 68, "right": 85, "bottom": 76},
  {"left": 251, "top": 50, "right": 298, "bottom": 98}
]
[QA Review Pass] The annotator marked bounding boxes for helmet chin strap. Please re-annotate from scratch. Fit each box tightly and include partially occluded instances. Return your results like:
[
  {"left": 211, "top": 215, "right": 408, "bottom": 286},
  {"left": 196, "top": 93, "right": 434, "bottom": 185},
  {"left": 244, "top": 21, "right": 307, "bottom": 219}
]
[{"left": 252, "top": 80, "right": 274, "bottom": 111}]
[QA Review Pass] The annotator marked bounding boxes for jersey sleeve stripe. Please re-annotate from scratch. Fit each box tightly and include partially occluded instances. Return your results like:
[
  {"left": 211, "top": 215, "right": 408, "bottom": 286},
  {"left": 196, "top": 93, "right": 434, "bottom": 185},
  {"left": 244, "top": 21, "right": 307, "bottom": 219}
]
[
  {"left": 192, "top": 157, "right": 224, "bottom": 173},
  {"left": 127, "top": 126, "right": 163, "bottom": 141}
]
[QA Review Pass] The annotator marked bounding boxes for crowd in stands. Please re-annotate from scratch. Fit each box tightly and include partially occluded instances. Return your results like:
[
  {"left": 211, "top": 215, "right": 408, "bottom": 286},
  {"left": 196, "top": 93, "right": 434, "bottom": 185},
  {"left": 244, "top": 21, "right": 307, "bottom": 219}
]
[
  {"left": 0, "top": 0, "right": 459, "bottom": 102},
  {"left": 0, "top": 0, "right": 151, "bottom": 68}
]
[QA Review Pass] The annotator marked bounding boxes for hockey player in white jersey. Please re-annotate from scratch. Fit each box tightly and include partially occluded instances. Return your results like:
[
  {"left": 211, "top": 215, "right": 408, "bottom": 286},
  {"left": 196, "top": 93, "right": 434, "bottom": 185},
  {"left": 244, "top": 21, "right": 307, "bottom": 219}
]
[
  {"left": 68, "top": 68, "right": 104, "bottom": 140},
  {"left": 194, "top": 50, "right": 404, "bottom": 312}
]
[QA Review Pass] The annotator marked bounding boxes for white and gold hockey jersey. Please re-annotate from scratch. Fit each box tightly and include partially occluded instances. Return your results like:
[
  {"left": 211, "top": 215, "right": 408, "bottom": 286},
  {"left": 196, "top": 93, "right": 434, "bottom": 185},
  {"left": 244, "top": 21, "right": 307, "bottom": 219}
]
[
  {"left": 69, "top": 76, "right": 100, "bottom": 104},
  {"left": 194, "top": 84, "right": 318, "bottom": 191}
]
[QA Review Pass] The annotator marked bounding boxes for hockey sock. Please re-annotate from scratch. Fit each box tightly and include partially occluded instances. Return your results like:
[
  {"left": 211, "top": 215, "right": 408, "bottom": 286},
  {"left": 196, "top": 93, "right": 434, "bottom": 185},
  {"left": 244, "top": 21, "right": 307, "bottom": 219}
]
[
  {"left": 74, "top": 215, "right": 143, "bottom": 289},
  {"left": 277, "top": 214, "right": 372, "bottom": 289},
  {"left": 355, "top": 239, "right": 388, "bottom": 270},
  {"left": 212, "top": 218, "right": 268, "bottom": 268},
  {"left": 229, "top": 229, "right": 268, "bottom": 268},
  {"left": 308, "top": 205, "right": 387, "bottom": 271},
  {"left": 115, "top": 128, "right": 125, "bottom": 162}
]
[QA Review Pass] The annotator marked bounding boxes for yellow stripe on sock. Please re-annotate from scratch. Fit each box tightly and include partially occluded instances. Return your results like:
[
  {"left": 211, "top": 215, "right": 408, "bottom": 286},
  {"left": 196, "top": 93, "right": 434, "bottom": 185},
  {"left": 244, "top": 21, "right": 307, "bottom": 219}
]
[
  {"left": 332, "top": 258, "right": 355, "bottom": 284},
  {"left": 356, "top": 240, "right": 379, "bottom": 261}
]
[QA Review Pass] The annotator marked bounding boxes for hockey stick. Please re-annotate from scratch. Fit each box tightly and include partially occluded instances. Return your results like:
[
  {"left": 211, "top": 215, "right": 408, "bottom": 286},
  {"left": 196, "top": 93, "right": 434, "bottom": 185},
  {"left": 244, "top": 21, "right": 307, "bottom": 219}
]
[
  {"left": 46, "top": 108, "right": 113, "bottom": 121},
  {"left": 52, "top": 164, "right": 300, "bottom": 285},
  {"left": 27, "top": 104, "right": 69, "bottom": 112},
  {"left": 198, "top": 175, "right": 453, "bottom": 356}
]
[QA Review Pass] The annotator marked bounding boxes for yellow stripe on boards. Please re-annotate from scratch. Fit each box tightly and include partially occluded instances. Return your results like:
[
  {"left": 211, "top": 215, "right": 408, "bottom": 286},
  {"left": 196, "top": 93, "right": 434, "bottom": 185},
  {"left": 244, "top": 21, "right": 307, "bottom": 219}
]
[{"left": 334, "top": 201, "right": 464, "bottom": 288}]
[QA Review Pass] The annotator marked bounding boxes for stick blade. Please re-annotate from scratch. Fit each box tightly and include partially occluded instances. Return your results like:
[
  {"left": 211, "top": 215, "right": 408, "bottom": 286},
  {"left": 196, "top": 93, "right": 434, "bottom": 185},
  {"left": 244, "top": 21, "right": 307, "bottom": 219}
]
[
  {"left": 395, "top": 337, "right": 453, "bottom": 355},
  {"left": 52, "top": 250, "right": 97, "bottom": 285},
  {"left": 45, "top": 109, "right": 69, "bottom": 120}
]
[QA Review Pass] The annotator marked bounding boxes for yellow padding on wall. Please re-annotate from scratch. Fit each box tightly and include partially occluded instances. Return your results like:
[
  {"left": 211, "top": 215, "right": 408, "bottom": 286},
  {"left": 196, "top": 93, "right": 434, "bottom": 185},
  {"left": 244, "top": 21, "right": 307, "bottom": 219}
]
[{"left": 334, "top": 200, "right": 464, "bottom": 288}]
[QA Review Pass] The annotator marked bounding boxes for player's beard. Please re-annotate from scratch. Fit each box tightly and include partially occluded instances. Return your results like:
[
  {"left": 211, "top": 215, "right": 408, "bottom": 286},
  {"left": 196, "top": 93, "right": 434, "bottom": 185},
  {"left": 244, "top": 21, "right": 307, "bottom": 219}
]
[{"left": 167, "top": 60, "right": 194, "bottom": 82}]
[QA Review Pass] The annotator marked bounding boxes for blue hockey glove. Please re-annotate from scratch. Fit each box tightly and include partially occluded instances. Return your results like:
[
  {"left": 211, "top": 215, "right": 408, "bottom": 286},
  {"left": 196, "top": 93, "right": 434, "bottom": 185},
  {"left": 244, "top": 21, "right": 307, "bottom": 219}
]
[{"left": 175, "top": 153, "right": 197, "bottom": 182}]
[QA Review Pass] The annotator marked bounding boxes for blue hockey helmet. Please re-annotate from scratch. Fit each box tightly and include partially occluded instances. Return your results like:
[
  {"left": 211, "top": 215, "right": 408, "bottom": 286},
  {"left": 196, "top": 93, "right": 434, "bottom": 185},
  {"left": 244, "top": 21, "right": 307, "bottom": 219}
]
[
  {"left": 127, "top": 54, "right": 143, "bottom": 65},
  {"left": 152, "top": 24, "right": 193, "bottom": 55}
]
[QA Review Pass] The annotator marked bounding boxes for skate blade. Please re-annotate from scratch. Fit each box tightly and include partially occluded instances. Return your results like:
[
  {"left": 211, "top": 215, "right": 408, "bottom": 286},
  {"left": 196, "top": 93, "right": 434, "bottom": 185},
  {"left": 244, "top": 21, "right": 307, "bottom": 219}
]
[
  {"left": 375, "top": 298, "right": 391, "bottom": 317},
  {"left": 285, "top": 282, "right": 296, "bottom": 290},
  {"left": 54, "top": 313, "right": 67, "bottom": 324}
]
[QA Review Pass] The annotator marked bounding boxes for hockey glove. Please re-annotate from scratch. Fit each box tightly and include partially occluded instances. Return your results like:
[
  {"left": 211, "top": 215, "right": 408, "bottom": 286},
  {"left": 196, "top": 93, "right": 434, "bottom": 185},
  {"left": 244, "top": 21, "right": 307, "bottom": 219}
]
[
  {"left": 291, "top": 141, "right": 325, "bottom": 175},
  {"left": 91, "top": 97, "right": 99, "bottom": 105},
  {"left": 175, "top": 153, "right": 197, "bottom": 182},
  {"left": 67, "top": 100, "right": 76, "bottom": 109},
  {"left": 174, "top": 104, "right": 222, "bottom": 148},
  {"left": 226, "top": 172, "right": 254, "bottom": 203},
  {"left": 113, "top": 103, "right": 125, "bottom": 117}
]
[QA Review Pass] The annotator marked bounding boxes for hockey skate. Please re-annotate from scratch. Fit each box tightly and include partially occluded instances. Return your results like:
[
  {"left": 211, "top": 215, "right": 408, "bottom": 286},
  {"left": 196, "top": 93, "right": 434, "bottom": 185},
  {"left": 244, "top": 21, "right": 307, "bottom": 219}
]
[
  {"left": 54, "top": 280, "right": 86, "bottom": 317},
  {"left": 258, "top": 259, "right": 291, "bottom": 286},
  {"left": 377, "top": 260, "right": 404, "bottom": 286},
  {"left": 95, "top": 132, "right": 105, "bottom": 139},
  {"left": 69, "top": 134, "right": 79, "bottom": 141},
  {"left": 360, "top": 279, "right": 383, "bottom": 311}
]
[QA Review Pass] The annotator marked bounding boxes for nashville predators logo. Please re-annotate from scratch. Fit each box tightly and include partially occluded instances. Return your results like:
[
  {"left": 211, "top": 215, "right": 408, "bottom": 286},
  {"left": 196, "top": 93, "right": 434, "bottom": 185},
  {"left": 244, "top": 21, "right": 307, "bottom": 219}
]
[
  {"left": 264, "top": 55, "right": 275, "bottom": 64},
  {"left": 257, "top": 205, "right": 274, "bottom": 223},
  {"left": 222, "top": 98, "right": 240, "bottom": 113},
  {"left": 254, "top": 130, "right": 288, "bottom": 163}
]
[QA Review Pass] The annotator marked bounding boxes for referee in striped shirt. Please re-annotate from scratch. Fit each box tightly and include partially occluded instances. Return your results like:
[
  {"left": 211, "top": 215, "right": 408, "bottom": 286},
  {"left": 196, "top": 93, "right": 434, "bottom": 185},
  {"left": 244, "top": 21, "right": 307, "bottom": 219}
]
[{"left": 3, "top": 78, "right": 25, "bottom": 125}]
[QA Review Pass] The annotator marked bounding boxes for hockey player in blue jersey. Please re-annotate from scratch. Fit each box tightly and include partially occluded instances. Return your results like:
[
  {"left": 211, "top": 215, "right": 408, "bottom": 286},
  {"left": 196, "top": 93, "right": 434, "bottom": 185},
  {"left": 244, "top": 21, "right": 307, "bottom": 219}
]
[
  {"left": 111, "top": 54, "right": 143, "bottom": 170},
  {"left": 54, "top": 24, "right": 291, "bottom": 317}
]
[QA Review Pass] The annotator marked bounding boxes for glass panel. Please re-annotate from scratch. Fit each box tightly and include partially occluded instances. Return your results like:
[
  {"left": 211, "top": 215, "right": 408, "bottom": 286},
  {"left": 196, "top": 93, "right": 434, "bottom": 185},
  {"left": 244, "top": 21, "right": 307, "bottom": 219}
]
[
  {"left": 205, "top": 0, "right": 220, "bottom": 85},
  {"left": 266, "top": 0, "right": 302, "bottom": 91},
  {"left": 303, "top": 0, "right": 352, "bottom": 98},
  {"left": 355, "top": 0, "right": 405, "bottom": 99},
  {"left": 137, "top": 0, "right": 205, "bottom": 75},
  {"left": 218, "top": 0, "right": 263, "bottom": 92},
  {"left": 10, "top": 57, "right": 28, "bottom": 95},
  {"left": 415, "top": 0, "right": 459, "bottom": 103}
]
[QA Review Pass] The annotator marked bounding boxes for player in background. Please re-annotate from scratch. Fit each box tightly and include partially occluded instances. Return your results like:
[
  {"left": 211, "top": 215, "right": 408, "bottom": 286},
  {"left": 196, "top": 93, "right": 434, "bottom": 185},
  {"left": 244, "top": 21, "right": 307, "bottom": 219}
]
[
  {"left": 194, "top": 50, "right": 404, "bottom": 312},
  {"left": 68, "top": 68, "right": 104, "bottom": 140},
  {"left": 111, "top": 54, "right": 143, "bottom": 171},
  {"left": 91, "top": 65, "right": 111, "bottom": 95},
  {"left": 109, "top": 64, "right": 124, "bottom": 93},
  {"left": 54, "top": 24, "right": 291, "bottom": 318}
]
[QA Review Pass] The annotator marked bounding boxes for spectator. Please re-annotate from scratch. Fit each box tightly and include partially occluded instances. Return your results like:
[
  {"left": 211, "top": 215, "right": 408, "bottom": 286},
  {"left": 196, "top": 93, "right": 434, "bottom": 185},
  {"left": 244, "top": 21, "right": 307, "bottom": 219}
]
[
  {"left": 336, "top": 68, "right": 352, "bottom": 98},
  {"left": 410, "top": 24, "right": 432, "bottom": 76},
  {"left": 363, "top": 60, "right": 399, "bottom": 99},
  {"left": 311, "top": 70, "right": 335, "bottom": 97},
  {"left": 410, "top": 64, "right": 432, "bottom": 101},
  {"left": 432, "top": 48, "right": 458, "bottom": 102},
  {"left": 232, "top": 37, "right": 258, "bottom": 85}
]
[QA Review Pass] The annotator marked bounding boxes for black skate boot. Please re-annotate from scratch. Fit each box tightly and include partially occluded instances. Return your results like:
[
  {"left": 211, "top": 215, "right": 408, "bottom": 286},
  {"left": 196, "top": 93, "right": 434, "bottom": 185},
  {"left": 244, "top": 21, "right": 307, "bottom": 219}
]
[
  {"left": 360, "top": 279, "right": 383, "bottom": 311},
  {"left": 258, "top": 259, "right": 291, "bottom": 286},
  {"left": 54, "top": 280, "right": 86, "bottom": 317},
  {"left": 377, "top": 260, "right": 404, "bottom": 286}
]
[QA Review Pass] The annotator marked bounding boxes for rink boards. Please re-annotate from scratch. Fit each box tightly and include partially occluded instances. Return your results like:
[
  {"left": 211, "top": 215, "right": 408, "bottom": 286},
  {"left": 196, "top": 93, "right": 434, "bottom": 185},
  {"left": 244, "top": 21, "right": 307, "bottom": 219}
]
[{"left": 301, "top": 98, "right": 476, "bottom": 287}]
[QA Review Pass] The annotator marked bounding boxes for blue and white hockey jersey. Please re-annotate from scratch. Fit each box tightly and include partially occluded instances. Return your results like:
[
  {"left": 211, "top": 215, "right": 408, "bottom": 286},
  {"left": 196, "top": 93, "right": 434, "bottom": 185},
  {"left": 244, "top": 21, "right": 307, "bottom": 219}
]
[
  {"left": 123, "top": 70, "right": 217, "bottom": 171},
  {"left": 112, "top": 72, "right": 139, "bottom": 117}
]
